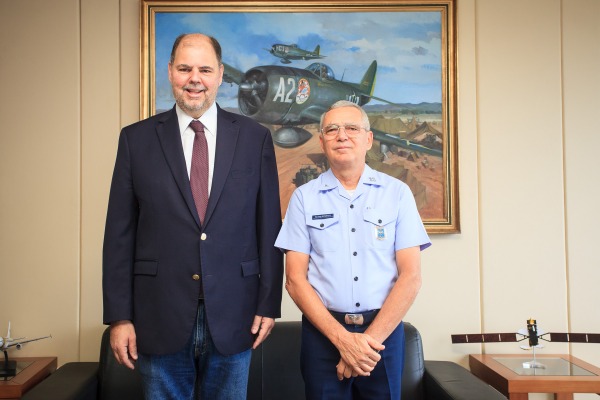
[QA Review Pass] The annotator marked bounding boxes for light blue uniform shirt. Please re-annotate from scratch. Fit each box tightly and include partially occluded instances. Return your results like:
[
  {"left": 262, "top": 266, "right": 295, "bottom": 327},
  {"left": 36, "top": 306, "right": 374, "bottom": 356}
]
[{"left": 275, "top": 165, "right": 431, "bottom": 313}]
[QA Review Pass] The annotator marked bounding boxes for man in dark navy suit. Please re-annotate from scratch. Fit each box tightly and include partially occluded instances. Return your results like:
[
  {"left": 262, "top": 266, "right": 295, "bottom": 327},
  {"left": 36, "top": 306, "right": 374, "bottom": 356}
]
[{"left": 102, "top": 33, "right": 283, "bottom": 400}]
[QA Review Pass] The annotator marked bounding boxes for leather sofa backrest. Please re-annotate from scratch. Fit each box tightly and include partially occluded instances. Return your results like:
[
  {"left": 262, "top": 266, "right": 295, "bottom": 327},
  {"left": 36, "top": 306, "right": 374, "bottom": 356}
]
[
  {"left": 402, "top": 321, "right": 425, "bottom": 400},
  {"left": 96, "top": 320, "right": 425, "bottom": 399},
  {"left": 23, "top": 321, "right": 507, "bottom": 400},
  {"left": 248, "top": 321, "right": 304, "bottom": 399},
  {"left": 248, "top": 321, "right": 426, "bottom": 400}
]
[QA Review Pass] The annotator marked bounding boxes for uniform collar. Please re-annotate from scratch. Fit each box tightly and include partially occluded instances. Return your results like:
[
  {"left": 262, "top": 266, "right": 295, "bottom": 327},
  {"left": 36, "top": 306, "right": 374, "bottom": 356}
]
[
  {"left": 318, "top": 169, "right": 340, "bottom": 192},
  {"left": 317, "top": 164, "right": 383, "bottom": 193},
  {"left": 358, "top": 165, "right": 382, "bottom": 187}
]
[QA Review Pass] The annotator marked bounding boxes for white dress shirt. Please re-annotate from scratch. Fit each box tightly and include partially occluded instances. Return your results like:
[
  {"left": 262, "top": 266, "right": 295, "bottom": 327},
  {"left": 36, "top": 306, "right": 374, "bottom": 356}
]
[{"left": 176, "top": 103, "right": 218, "bottom": 194}]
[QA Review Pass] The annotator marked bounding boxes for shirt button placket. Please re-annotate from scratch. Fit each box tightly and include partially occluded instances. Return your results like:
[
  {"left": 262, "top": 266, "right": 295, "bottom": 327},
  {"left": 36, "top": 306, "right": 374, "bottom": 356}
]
[
  {"left": 349, "top": 202, "right": 359, "bottom": 309},
  {"left": 350, "top": 203, "right": 358, "bottom": 259}
]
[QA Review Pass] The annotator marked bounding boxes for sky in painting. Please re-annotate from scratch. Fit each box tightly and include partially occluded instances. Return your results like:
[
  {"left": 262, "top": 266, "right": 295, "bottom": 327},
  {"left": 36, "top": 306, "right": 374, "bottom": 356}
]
[{"left": 154, "top": 10, "right": 442, "bottom": 111}]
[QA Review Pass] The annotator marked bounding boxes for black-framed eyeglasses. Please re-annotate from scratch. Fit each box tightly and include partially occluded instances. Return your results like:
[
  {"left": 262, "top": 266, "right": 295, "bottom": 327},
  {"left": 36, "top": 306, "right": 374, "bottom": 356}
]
[{"left": 321, "top": 124, "right": 366, "bottom": 138}]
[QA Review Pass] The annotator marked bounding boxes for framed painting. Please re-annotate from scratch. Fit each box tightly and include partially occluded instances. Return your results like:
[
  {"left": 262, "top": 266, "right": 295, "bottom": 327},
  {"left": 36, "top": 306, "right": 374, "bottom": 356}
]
[{"left": 141, "top": 0, "right": 459, "bottom": 233}]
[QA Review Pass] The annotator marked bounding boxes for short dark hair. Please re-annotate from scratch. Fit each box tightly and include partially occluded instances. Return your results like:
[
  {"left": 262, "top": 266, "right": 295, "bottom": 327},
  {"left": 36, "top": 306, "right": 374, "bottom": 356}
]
[{"left": 169, "top": 33, "right": 222, "bottom": 65}]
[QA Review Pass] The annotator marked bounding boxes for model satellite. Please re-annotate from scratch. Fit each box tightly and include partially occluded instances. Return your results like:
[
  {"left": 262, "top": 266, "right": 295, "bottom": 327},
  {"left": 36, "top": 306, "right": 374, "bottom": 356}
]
[{"left": 452, "top": 318, "right": 600, "bottom": 369}]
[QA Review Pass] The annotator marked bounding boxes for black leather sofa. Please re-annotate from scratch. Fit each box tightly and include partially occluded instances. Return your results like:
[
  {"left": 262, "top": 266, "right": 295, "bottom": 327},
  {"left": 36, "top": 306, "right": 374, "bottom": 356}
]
[{"left": 22, "top": 321, "right": 506, "bottom": 400}]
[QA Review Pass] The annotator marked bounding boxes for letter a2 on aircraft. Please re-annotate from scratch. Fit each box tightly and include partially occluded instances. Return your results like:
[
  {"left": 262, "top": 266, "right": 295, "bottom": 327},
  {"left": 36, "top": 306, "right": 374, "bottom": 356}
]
[{"left": 223, "top": 60, "right": 442, "bottom": 157}]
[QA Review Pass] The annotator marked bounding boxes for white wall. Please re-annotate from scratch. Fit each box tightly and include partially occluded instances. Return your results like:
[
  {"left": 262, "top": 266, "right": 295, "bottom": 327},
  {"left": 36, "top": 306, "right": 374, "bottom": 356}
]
[{"left": 1, "top": 1, "right": 598, "bottom": 398}]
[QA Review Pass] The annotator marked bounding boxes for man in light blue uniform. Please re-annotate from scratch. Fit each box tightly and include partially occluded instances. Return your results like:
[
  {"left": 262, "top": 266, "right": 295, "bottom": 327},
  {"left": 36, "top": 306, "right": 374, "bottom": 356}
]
[{"left": 275, "top": 100, "right": 430, "bottom": 399}]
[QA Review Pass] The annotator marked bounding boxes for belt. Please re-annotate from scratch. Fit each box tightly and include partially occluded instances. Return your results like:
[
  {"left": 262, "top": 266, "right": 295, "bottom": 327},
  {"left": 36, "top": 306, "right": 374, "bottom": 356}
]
[{"left": 329, "top": 309, "right": 380, "bottom": 326}]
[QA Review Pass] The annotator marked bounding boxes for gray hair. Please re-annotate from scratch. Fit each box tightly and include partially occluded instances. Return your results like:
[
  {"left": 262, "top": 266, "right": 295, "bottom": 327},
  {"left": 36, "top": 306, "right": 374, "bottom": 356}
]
[{"left": 319, "top": 100, "right": 370, "bottom": 131}]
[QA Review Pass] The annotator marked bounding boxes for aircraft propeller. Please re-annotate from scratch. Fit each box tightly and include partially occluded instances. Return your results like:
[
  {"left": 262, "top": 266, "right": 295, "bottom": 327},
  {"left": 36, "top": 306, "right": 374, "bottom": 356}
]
[{"left": 238, "top": 70, "right": 268, "bottom": 115}]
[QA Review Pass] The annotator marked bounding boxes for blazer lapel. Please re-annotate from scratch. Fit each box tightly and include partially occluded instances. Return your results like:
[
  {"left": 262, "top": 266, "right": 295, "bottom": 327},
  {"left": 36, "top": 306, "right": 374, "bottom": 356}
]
[
  {"left": 204, "top": 107, "right": 239, "bottom": 227},
  {"left": 156, "top": 107, "right": 201, "bottom": 228}
]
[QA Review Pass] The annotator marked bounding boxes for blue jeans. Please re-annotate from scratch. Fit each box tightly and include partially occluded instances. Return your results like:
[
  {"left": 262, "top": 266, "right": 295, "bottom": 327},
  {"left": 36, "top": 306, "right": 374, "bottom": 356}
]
[
  {"left": 137, "top": 302, "right": 252, "bottom": 400},
  {"left": 301, "top": 316, "right": 405, "bottom": 400}
]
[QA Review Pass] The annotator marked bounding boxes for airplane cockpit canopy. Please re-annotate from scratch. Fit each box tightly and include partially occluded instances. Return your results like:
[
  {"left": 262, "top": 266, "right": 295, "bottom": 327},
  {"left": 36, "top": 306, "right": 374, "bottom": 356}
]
[{"left": 306, "top": 63, "right": 335, "bottom": 81}]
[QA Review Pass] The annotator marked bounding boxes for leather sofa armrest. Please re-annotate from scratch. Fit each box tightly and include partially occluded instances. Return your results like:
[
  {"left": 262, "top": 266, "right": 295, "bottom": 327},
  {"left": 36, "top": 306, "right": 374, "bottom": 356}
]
[
  {"left": 423, "top": 360, "right": 507, "bottom": 400},
  {"left": 21, "top": 362, "right": 99, "bottom": 400}
]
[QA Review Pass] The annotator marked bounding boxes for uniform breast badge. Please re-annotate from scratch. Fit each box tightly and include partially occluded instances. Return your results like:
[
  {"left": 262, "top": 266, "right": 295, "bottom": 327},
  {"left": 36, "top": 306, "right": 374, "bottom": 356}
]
[{"left": 376, "top": 226, "right": 386, "bottom": 240}]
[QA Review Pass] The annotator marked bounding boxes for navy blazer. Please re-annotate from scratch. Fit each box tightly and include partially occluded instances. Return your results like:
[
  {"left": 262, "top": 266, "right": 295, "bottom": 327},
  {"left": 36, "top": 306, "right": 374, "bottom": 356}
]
[{"left": 102, "top": 105, "right": 283, "bottom": 355}]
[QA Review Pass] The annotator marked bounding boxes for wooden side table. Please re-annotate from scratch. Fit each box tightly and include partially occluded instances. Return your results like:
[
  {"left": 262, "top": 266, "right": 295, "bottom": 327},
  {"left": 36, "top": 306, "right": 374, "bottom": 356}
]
[
  {"left": 0, "top": 357, "right": 57, "bottom": 399},
  {"left": 469, "top": 354, "right": 600, "bottom": 400}
]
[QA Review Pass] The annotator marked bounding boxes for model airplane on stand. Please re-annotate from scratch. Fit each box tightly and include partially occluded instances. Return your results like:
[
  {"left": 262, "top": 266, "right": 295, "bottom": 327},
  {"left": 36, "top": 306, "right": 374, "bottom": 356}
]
[
  {"left": 452, "top": 318, "right": 600, "bottom": 369},
  {"left": 1, "top": 321, "right": 52, "bottom": 378}
]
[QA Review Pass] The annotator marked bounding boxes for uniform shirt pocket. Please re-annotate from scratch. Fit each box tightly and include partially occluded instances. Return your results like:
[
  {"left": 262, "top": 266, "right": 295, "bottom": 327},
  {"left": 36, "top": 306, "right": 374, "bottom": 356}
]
[
  {"left": 306, "top": 212, "right": 340, "bottom": 254},
  {"left": 363, "top": 209, "right": 396, "bottom": 249}
]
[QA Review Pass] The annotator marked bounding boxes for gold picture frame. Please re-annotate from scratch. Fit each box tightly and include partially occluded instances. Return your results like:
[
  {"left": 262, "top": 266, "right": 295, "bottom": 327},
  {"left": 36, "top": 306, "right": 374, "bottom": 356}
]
[{"left": 141, "top": 0, "right": 459, "bottom": 233}]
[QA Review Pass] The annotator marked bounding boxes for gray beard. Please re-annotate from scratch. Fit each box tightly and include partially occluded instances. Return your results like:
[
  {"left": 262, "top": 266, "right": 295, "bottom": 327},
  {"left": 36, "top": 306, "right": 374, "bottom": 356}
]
[{"left": 176, "top": 97, "right": 206, "bottom": 116}]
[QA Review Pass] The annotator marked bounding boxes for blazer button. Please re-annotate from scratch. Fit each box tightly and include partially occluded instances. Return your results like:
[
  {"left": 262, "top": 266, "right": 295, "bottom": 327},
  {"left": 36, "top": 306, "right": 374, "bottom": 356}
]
[
  {"left": 192, "top": 274, "right": 200, "bottom": 281},
  {"left": 201, "top": 233, "right": 207, "bottom": 240}
]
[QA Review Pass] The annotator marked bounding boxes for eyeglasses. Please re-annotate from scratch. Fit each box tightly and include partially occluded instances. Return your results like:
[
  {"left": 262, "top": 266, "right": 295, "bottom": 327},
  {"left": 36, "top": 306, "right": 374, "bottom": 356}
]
[{"left": 321, "top": 124, "right": 366, "bottom": 138}]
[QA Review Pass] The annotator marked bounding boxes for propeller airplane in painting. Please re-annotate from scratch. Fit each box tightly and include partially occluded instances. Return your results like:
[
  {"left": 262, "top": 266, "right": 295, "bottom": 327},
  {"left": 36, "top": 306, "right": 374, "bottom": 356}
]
[
  {"left": 266, "top": 43, "right": 325, "bottom": 64},
  {"left": 222, "top": 60, "right": 442, "bottom": 157}
]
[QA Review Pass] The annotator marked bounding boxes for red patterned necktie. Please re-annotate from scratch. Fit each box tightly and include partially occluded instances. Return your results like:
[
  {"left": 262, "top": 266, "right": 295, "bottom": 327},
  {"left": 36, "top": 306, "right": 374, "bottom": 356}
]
[{"left": 189, "top": 120, "right": 209, "bottom": 225}]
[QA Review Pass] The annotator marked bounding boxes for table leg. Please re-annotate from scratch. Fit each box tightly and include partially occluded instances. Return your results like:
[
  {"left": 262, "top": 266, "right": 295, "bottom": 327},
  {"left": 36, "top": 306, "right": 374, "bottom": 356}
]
[
  {"left": 509, "top": 394, "right": 528, "bottom": 400},
  {"left": 554, "top": 394, "right": 573, "bottom": 400}
]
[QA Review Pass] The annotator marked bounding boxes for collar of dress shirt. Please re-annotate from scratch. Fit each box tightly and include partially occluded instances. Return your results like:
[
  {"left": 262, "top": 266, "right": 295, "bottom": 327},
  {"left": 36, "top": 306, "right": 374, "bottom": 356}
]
[{"left": 175, "top": 102, "right": 218, "bottom": 138}]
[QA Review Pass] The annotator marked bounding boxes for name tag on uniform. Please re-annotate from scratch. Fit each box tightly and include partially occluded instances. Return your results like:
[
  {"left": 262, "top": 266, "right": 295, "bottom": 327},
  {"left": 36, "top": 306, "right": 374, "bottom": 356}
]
[
  {"left": 312, "top": 214, "right": 334, "bottom": 220},
  {"left": 376, "top": 226, "right": 386, "bottom": 240}
]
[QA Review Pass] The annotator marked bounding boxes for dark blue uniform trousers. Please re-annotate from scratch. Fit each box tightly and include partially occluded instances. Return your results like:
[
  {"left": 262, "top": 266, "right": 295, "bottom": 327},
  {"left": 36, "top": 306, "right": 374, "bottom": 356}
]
[{"left": 301, "top": 316, "right": 405, "bottom": 400}]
